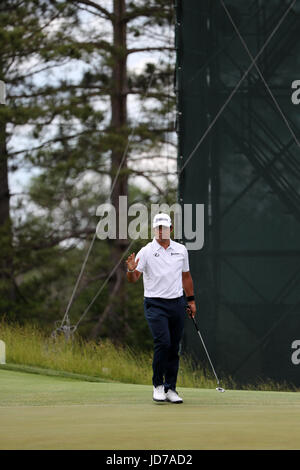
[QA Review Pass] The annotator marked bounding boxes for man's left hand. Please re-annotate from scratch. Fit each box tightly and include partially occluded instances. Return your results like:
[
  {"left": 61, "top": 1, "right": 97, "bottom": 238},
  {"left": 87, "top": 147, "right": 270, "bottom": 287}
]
[{"left": 186, "top": 301, "right": 196, "bottom": 318}]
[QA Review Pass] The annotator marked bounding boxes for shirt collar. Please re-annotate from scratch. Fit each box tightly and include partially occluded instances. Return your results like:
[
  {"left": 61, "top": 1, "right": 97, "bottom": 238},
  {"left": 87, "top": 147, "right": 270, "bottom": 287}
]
[{"left": 152, "top": 237, "right": 175, "bottom": 251}]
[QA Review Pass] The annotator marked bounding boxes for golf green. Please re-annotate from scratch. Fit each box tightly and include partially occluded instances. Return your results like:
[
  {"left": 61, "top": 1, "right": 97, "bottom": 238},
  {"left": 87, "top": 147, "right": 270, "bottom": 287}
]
[{"left": 1, "top": 368, "right": 300, "bottom": 450}]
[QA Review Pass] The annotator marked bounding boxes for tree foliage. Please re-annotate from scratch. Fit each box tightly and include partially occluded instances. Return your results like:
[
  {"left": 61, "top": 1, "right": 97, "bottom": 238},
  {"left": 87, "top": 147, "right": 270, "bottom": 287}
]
[{"left": 0, "top": 0, "right": 177, "bottom": 347}]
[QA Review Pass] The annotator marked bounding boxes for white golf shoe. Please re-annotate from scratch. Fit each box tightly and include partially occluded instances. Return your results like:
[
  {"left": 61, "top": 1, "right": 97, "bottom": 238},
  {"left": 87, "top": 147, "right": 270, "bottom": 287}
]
[
  {"left": 165, "top": 389, "right": 183, "bottom": 404},
  {"left": 153, "top": 385, "right": 166, "bottom": 402}
]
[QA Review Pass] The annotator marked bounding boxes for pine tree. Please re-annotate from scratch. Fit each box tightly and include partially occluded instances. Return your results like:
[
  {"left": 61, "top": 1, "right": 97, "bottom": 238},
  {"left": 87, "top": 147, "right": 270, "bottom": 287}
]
[
  {"left": 69, "top": 0, "right": 176, "bottom": 340},
  {"left": 1, "top": 0, "right": 176, "bottom": 344},
  {"left": 0, "top": 0, "right": 81, "bottom": 312}
]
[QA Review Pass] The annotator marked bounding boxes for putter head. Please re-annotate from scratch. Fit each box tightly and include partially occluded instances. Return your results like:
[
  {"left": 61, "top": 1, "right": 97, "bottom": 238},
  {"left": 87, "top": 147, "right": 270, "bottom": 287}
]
[{"left": 216, "top": 387, "right": 225, "bottom": 393}]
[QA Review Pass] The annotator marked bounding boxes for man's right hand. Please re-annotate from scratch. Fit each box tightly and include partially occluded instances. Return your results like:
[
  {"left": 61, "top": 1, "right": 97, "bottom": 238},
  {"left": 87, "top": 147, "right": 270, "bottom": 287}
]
[{"left": 126, "top": 253, "right": 139, "bottom": 272}]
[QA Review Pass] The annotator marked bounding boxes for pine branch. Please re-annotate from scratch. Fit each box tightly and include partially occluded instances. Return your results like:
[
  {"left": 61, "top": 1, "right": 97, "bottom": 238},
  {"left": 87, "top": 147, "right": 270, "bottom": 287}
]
[
  {"left": 72, "top": 0, "right": 113, "bottom": 20},
  {"left": 124, "top": 6, "right": 170, "bottom": 24},
  {"left": 8, "top": 129, "right": 99, "bottom": 157},
  {"left": 8, "top": 59, "right": 71, "bottom": 84},
  {"left": 27, "top": 226, "right": 97, "bottom": 251},
  {"left": 128, "top": 89, "right": 173, "bottom": 100},
  {"left": 127, "top": 46, "right": 174, "bottom": 55},
  {"left": 129, "top": 154, "right": 176, "bottom": 161},
  {"left": 129, "top": 170, "right": 164, "bottom": 194}
]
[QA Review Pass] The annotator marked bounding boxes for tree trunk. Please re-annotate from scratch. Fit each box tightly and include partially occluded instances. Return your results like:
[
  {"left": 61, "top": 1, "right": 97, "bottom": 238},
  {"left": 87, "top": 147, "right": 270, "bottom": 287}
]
[
  {"left": 111, "top": 0, "right": 128, "bottom": 226},
  {"left": 0, "top": 123, "right": 9, "bottom": 225},
  {"left": 90, "top": 0, "right": 129, "bottom": 340},
  {"left": 0, "top": 114, "right": 15, "bottom": 305}
]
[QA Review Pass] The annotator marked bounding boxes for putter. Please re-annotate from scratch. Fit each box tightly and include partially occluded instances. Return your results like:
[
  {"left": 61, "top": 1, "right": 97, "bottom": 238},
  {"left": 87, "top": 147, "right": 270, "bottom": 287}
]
[{"left": 186, "top": 306, "right": 225, "bottom": 393}]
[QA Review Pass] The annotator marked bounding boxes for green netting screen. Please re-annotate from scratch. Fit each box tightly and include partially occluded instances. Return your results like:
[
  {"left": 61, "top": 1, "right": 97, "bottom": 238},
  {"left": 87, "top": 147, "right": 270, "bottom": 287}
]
[{"left": 175, "top": 0, "right": 300, "bottom": 386}]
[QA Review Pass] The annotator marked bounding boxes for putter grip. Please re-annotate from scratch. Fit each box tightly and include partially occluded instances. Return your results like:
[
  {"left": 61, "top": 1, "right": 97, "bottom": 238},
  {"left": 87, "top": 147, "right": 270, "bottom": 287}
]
[{"left": 186, "top": 305, "right": 197, "bottom": 325}]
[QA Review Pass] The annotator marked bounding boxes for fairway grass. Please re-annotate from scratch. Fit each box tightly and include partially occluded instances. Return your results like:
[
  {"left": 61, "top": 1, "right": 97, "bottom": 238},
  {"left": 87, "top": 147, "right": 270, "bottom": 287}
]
[{"left": 1, "top": 369, "right": 300, "bottom": 450}]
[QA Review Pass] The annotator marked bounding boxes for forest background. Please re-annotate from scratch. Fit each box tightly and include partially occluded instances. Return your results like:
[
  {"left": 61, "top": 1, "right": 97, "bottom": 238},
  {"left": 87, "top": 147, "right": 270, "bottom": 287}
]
[{"left": 0, "top": 0, "right": 177, "bottom": 350}]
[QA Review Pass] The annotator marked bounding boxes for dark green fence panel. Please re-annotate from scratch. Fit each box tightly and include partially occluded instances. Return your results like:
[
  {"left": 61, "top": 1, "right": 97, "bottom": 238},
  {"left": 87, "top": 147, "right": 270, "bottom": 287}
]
[{"left": 175, "top": 0, "right": 300, "bottom": 386}]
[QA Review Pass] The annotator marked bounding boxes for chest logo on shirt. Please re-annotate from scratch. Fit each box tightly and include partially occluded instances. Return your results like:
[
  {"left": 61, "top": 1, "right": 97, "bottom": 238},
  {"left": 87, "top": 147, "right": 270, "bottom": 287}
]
[
  {"left": 154, "top": 253, "right": 160, "bottom": 257},
  {"left": 171, "top": 252, "right": 180, "bottom": 255}
]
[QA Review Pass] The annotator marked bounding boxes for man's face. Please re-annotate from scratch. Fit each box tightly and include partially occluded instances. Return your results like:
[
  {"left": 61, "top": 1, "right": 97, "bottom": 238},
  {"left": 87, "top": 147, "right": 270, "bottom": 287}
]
[{"left": 154, "top": 225, "right": 172, "bottom": 240}]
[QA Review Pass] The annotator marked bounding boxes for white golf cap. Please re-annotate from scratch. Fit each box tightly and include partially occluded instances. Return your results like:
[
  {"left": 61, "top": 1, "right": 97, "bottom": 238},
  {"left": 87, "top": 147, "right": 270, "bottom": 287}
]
[{"left": 153, "top": 213, "right": 172, "bottom": 228}]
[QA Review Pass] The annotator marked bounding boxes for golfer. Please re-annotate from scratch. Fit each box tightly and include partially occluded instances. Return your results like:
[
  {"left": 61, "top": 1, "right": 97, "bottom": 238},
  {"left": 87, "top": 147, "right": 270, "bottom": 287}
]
[{"left": 126, "top": 213, "right": 196, "bottom": 404}]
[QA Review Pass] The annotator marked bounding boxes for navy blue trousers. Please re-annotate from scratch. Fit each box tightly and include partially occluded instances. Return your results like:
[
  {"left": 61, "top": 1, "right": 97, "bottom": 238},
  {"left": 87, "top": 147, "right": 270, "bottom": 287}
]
[{"left": 144, "top": 296, "right": 186, "bottom": 392}]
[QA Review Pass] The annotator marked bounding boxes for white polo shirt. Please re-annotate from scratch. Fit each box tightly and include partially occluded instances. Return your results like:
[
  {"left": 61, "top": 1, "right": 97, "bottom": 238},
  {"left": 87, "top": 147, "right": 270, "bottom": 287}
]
[{"left": 135, "top": 238, "right": 190, "bottom": 299}]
